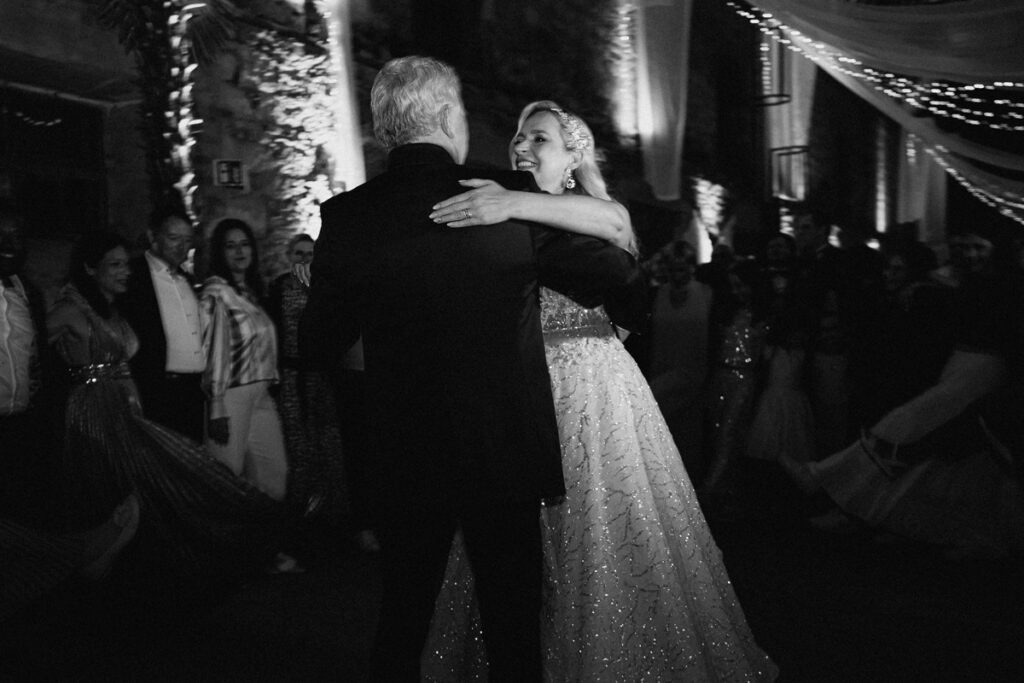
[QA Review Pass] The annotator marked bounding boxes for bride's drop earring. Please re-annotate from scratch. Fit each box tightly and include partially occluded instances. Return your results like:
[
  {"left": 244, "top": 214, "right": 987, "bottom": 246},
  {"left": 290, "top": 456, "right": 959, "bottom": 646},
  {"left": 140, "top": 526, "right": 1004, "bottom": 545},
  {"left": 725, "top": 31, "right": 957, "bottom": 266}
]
[{"left": 565, "top": 169, "right": 576, "bottom": 190}]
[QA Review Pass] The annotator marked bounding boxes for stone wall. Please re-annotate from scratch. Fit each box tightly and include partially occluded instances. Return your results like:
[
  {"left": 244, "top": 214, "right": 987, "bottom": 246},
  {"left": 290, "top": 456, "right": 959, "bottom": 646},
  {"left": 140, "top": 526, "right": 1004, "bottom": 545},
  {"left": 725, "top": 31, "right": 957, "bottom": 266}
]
[{"left": 190, "top": 4, "right": 338, "bottom": 281}]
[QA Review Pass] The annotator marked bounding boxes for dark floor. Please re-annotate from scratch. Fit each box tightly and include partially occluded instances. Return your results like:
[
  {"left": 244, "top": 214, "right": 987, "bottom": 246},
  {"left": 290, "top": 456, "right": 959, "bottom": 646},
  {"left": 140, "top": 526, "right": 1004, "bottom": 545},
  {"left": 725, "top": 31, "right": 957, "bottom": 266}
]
[{"left": 3, "top": 470, "right": 1023, "bottom": 683}]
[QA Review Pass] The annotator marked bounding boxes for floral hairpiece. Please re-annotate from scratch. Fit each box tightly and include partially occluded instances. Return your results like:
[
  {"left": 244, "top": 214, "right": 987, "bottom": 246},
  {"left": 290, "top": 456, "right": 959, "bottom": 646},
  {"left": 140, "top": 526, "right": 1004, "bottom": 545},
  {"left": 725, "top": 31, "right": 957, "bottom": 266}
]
[{"left": 545, "top": 104, "right": 593, "bottom": 152}]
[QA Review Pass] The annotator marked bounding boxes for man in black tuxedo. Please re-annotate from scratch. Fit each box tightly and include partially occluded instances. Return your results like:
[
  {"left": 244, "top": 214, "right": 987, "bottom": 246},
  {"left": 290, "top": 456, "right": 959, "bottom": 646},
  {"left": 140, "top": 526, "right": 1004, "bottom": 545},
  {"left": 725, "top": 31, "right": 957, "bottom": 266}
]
[
  {"left": 304, "top": 56, "right": 638, "bottom": 681},
  {"left": 119, "top": 208, "right": 206, "bottom": 443}
]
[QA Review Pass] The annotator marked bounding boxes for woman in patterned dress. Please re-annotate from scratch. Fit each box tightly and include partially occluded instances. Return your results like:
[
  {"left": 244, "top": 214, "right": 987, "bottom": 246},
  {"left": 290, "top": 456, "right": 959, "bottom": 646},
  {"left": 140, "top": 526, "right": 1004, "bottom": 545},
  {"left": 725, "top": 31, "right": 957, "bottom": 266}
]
[{"left": 423, "top": 102, "right": 777, "bottom": 682}]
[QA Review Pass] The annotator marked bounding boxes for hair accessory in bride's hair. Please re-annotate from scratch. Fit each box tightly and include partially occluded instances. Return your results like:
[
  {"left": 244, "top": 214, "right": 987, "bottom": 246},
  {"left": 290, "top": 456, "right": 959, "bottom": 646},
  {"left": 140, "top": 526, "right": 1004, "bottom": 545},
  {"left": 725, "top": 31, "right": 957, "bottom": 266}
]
[{"left": 546, "top": 104, "right": 593, "bottom": 153}]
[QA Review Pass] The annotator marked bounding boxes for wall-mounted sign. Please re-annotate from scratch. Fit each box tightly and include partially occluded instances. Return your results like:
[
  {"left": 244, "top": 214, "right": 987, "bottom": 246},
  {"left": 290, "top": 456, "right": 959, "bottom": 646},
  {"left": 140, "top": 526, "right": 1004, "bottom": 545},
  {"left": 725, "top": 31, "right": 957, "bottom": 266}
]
[{"left": 213, "top": 159, "right": 246, "bottom": 189}]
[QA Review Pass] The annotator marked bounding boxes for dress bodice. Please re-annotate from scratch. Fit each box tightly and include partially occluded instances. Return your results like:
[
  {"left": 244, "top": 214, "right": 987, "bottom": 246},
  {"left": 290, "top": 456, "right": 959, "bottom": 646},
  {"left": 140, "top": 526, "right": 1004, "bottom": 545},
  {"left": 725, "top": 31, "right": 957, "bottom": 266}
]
[
  {"left": 52, "top": 285, "right": 139, "bottom": 371},
  {"left": 716, "top": 309, "right": 761, "bottom": 374},
  {"left": 540, "top": 287, "right": 614, "bottom": 338}
]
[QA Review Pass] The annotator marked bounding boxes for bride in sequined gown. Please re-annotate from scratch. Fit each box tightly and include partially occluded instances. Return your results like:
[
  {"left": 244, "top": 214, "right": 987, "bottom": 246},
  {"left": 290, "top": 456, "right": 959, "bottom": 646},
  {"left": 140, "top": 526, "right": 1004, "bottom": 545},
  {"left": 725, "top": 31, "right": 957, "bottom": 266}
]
[
  {"left": 422, "top": 103, "right": 777, "bottom": 682},
  {"left": 48, "top": 232, "right": 283, "bottom": 574}
]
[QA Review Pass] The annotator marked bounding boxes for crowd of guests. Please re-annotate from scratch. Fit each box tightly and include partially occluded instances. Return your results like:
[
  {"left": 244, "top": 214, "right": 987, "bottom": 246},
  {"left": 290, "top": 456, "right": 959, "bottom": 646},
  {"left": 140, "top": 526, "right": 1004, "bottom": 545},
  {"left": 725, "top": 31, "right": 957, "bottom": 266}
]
[
  {"left": 1, "top": 198, "right": 373, "bottom": 622},
  {"left": 633, "top": 208, "right": 1024, "bottom": 559}
]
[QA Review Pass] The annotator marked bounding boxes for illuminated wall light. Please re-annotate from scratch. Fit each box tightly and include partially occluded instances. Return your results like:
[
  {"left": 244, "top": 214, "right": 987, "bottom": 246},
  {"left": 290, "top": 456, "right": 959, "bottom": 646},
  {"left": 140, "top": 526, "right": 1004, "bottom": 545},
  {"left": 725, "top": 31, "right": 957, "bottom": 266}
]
[{"left": 608, "top": 1, "right": 639, "bottom": 143}]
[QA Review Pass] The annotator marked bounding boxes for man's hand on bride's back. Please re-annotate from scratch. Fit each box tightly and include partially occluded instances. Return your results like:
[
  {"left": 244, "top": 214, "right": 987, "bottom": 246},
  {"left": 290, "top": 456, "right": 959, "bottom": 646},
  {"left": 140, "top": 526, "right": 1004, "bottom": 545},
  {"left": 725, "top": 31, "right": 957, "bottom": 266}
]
[{"left": 429, "top": 179, "right": 515, "bottom": 228}]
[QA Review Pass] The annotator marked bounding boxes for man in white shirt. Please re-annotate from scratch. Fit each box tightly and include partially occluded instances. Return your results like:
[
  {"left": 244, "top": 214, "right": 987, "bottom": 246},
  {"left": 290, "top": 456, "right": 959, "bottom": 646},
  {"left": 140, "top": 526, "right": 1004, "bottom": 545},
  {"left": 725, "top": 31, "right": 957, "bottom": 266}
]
[
  {"left": 120, "top": 207, "right": 207, "bottom": 442},
  {"left": 0, "top": 198, "right": 51, "bottom": 519}
]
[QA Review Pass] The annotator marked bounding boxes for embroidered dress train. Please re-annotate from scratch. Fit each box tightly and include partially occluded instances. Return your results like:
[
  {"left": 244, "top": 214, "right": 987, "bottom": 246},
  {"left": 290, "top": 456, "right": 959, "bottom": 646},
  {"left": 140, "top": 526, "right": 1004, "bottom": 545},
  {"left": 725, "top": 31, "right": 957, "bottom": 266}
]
[{"left": 423, "top": 288, "right": 777, "bottom": 682}]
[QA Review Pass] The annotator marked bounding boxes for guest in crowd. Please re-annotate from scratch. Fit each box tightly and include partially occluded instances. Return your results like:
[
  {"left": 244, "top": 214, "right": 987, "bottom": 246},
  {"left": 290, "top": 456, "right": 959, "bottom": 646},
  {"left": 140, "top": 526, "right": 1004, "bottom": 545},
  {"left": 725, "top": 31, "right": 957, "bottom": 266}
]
[
  {"left": 702, "top": 259, "right": 765, "bottom": 502},
  {"left": 1, "top": 198, "right": 54, "bottom": 521},
  {"left": 791, "top": 209, "right": 852, "bottom": 458},
  {"left": 47, "top": 230, "right": 282, "bottom": 572},
  {"left": 200, "top": 218, "right": 287, "bottom": 503},
  {"left": 867, "top": 240, "right": 953, "bottom": 422},
  {"left": 268, "top": 233, "right": 347, "bottom": 524},
  {"left": 746, "top": 232, "right": 815, "bottom": 471},
  {"left": 646, "top": 239, "right": 713, "bottom": 478},
  {"left": 119, "top": 207, "right": 206, "bottom": 443}
]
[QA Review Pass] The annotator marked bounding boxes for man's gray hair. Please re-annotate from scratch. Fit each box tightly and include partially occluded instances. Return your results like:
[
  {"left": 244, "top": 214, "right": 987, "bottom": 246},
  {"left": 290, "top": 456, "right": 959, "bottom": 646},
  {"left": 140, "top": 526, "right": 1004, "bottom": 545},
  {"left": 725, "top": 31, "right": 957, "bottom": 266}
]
[{"left": 371, "top": 56, "right": 462, "bottom": 151}]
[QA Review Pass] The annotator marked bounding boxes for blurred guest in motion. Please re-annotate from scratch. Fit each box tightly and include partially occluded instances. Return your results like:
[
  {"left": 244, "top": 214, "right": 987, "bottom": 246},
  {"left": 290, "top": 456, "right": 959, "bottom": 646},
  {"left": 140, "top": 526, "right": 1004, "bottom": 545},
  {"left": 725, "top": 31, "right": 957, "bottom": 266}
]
[
  {"left": 746, "top": 232, "right": 815, "bottom": 473},
  {"left": 1, "top": 494, "right": 139, "bottom": 623},
  {"left": 646, "top": 239, "right": 713, "bottom": 478},
  {"left": 268, "top": 233, "right": 347, "bottom": 525},
  {"left": 47, "top": 231, "right": 282, "bottom": 573},
  {"left": 120, "top": 208, "right": 206, "bottom": 443},
  {"left": 201, "top": 218, "right": 287, "bottom": 503}
]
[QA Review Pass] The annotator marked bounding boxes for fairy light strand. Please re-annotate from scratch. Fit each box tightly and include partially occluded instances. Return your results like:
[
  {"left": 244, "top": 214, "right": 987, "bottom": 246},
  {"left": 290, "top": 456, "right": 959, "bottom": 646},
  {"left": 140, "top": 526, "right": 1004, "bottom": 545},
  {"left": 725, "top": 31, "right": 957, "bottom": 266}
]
[{"left": 727, "top": 1, "right": 1024, "bottom": 132}]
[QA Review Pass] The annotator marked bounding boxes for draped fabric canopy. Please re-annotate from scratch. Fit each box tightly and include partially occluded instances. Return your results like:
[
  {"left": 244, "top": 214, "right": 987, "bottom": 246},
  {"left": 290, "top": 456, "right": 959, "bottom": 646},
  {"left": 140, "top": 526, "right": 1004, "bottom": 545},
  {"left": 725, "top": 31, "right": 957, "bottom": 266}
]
[
  {"left": 741, "top": 0, "right": 1024, "bottom": 227},
  {"left": 749, "top": 0, "right": 1024, "bottom": 82}
]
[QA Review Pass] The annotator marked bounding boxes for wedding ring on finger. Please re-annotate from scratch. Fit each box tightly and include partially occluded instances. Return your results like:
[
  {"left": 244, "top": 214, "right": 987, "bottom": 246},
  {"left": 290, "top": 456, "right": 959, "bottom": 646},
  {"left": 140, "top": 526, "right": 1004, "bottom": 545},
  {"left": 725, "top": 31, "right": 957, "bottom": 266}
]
[{"left": 463, "top": 208, "right": 472, "bottom": 220}]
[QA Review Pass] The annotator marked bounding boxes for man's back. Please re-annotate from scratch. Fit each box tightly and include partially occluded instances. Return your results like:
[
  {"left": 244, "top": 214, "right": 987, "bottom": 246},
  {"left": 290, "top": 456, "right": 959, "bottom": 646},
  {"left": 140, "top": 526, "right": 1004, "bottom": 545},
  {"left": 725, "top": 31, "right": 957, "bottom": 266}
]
[{"left": 312, "top": 143, "right": 563, "bottom": 504}]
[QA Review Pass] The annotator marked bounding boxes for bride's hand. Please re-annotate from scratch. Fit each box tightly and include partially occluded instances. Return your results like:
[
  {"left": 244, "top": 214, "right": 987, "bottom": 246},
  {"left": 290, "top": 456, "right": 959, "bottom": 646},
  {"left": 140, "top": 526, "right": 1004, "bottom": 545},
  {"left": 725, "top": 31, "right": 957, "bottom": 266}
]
[
  {"left": 429, "top": 179, "right": 515, "bottom": 228},
  {"left": 293, "top": 262, "right": 311, "bottom": 287}
]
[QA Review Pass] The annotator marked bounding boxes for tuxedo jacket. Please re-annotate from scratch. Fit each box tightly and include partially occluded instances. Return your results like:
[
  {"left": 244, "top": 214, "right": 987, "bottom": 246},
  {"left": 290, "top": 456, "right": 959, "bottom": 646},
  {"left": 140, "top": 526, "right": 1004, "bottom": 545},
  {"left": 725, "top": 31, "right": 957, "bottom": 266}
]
[
  {"left": 303, "top": 143, "right": 638, "bottom": 508},
  {"left": 119, "top": 254, "right": 179, "bottom": 407}
]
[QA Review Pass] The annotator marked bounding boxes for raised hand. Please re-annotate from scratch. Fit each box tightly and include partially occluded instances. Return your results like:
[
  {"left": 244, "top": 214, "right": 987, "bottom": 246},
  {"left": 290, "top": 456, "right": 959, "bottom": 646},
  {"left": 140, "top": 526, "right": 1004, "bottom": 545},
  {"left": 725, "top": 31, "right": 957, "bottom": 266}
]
[
  {"left": 293, "top": 262, "right": 311, "bottom": 287},
  {"left": 429, "top": 179, "right": 515, "bottom": 228}
]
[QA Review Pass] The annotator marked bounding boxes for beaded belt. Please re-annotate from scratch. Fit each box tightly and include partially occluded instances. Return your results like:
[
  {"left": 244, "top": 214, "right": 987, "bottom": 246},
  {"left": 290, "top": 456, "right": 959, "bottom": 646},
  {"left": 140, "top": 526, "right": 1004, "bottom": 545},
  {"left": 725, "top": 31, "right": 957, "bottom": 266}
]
[
  {"left": 68, "top": 361, "right": 134, "bottom": 385},
  {"left": 543, "top": 323, "right": 616, "bottom": 342}
]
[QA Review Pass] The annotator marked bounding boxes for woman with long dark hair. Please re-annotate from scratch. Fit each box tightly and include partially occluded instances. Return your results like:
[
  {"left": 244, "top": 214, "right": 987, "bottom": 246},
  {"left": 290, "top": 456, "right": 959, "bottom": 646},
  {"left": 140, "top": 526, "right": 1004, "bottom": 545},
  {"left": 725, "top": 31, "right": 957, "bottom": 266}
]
[{"left": 200, "top": 218, "right": 288, "bottom": 502}]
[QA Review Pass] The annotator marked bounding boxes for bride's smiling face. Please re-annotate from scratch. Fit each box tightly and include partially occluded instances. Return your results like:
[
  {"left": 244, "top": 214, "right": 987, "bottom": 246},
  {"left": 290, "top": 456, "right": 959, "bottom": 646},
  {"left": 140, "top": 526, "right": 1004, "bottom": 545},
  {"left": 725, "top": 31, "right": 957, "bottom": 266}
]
[{"left": 509, "top": 111, "right": 575, "bottom": 195}]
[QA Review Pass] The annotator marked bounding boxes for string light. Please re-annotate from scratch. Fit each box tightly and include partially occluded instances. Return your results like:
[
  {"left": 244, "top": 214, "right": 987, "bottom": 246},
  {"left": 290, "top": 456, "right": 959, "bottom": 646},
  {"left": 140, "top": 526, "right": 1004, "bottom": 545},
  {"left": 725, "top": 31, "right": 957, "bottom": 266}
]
[
  {"left": 166, "top": 0, "right": 203, "bottom": 219},
  {"left": 693, "top": 177, "right": 726, "bottom": 239},
  {"left": 923, "top": 142, "right": 1024, "bottom": 227},
  {"left": 729, "top": 0, "right": 1024, "bottom": 228},
  {"left": 727, "top": 1, "right": 1024, "bottom": 132},
  {"left": 609, "top": 2, "right": 639, "bottom": 143},
  {"left": 1, "top": 104, "right": 63, "bottom": 127}
]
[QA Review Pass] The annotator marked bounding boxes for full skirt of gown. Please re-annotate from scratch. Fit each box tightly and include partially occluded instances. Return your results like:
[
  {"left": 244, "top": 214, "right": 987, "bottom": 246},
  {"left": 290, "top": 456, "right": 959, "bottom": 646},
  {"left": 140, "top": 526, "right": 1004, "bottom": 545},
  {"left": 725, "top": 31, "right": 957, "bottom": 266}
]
[
  {"left": 62, "top": 369, "right": 285, "bottom": 574},
  {"left": 423, "top": 290, "right": 777, "bottom": 682}
]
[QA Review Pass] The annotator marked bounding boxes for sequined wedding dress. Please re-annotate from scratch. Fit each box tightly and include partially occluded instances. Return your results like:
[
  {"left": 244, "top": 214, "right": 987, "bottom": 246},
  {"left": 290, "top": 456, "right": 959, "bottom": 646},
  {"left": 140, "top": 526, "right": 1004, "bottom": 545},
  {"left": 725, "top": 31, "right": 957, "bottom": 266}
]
[{"left": 423, "top": 288, "right": 777, "bottom": 682}]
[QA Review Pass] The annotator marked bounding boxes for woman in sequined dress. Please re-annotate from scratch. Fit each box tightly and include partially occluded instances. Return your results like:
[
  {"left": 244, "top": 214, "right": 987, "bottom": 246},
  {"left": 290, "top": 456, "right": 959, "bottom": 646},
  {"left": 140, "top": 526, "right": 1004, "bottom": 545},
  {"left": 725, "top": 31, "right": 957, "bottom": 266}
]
[
  {"left": 423, "top": 102, "right": 777, "bottom": 682},
  {"left": 702, "top": 260, "right": 766, "bottom": 501},
  {"left": 47, "top": 231, "right": 283, "bottom": 573}
]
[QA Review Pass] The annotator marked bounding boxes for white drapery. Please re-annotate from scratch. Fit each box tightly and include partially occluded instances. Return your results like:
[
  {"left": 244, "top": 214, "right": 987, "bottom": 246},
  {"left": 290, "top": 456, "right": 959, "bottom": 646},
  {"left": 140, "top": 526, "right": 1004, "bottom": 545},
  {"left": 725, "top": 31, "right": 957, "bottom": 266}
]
[
  {"left": 744, "top": 0, "right": 1024, "bottom": 83},
  {"left": 763, "top": 36, "right": 817, "bottom": 202},
  {"left": 635, "top": 0, "right": 694, "bottom": 201},
  {"left": 746, "top": 0, "right": 1024, "bottom": 227},
  {"left": 897, "top": 132, "right": 947, "bottom": 247},
  {"left": 326, "top": 0, "right": 365, "bottom": 198}
]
